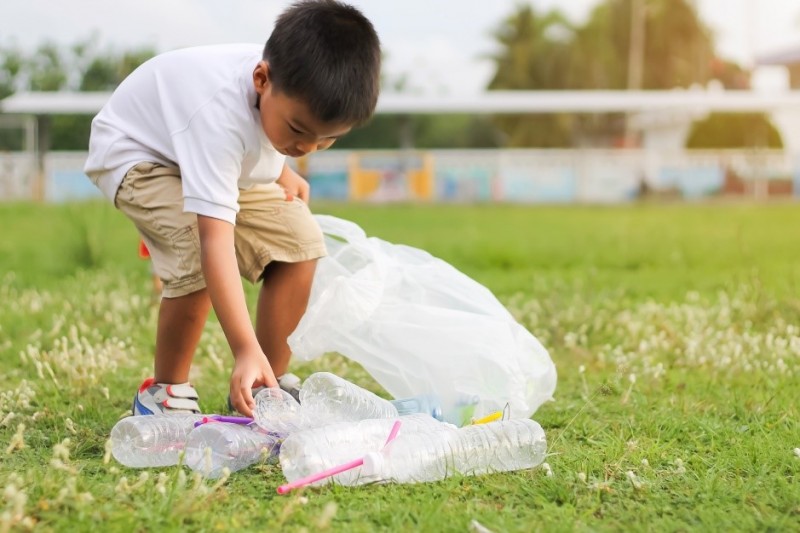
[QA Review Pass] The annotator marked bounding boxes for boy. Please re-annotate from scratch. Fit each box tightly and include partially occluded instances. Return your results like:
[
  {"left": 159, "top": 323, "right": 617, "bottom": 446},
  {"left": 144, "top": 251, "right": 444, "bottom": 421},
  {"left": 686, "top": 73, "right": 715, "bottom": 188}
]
[{"left": 84, "top": 0, "right": 381, "bottom": 417}]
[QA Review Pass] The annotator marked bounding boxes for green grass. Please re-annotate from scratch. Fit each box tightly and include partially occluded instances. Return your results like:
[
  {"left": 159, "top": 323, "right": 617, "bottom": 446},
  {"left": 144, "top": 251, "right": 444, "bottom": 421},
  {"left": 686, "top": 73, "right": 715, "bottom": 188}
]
[{"left": 1, "top": 200, "right": 799, "bottom": 532}]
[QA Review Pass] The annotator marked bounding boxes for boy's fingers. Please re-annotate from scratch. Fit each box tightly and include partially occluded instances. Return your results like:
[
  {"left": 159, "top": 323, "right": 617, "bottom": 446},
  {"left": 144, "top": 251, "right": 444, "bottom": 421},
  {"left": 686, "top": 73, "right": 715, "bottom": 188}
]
[
  {"left": 262, "top": 372, "right": 279, "bottom": 389},
  {"left": 229, "top": 378, "right": 253, "bottom": 417},
  {"left": 234, "top": 396, "right": 253, "bottom": 417},
  {"left": 241, "top": 382, "right": 256, "bottom": 409}
]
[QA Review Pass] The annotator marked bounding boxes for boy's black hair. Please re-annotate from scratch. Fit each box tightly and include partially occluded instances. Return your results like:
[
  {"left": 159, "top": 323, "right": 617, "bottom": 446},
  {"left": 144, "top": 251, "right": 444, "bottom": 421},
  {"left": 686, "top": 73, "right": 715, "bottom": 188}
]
[{"left": 263, "top": 0, "right": 381, "bottom": 125}]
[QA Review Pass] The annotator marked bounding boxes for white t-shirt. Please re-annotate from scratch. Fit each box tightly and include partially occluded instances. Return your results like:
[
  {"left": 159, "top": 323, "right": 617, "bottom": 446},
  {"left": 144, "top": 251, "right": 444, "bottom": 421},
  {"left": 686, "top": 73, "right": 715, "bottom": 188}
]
[{"left": 84, "top": 44, "right": 286, "bottom": 224}]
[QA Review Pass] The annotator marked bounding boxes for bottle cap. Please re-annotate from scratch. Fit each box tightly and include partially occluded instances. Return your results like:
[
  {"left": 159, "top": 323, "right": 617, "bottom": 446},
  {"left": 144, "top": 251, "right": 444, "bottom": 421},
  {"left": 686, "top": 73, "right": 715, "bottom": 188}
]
[{"left": 361, "top": 451, "right": 385, "bottom": 480}]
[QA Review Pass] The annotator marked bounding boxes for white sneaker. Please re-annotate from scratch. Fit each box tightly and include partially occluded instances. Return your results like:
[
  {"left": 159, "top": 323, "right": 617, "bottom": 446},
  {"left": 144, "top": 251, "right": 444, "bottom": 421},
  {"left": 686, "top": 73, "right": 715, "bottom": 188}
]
[
  {"left": 132, "top": 378, "right": 201, "bottom": 415},
  {"left": 278, "top": 373, "right": 302, "bottom": 403}
]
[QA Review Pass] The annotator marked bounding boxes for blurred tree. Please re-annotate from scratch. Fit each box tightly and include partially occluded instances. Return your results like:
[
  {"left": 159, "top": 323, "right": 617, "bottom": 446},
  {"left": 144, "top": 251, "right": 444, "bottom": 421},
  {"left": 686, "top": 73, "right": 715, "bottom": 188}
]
[
  {"left": 0, "top": 45, "right": 25, "bottom": 150},
  {"left": 334, "top": 114, "right": 500, "bottom": 150},
  {"left": 27, "top": 43, "right": 68, "bottom": 92},
  {"left": 80, "top": 49, "right": 154, "bottom": 91},
  {"left": 686, "top": 114, "right": 783, "bottom": 149},
  {"left": 573, "top": 0, "right": 716, "bottom": 144},
  {"left": 487, "top": 0, "right": 738, "bottom": 147},
  {"left": 0, "top": 40, "right": 154, "bottom": 150},
  {"left": 569, "top": 0, "right": 715, "bottom": 89},
  {"left": 487, "top": 5, "right": 575, "bottom": 147},
  {"left": 687, "top": 57, "right": 782, "bottom": 150},
  {"left": 413, "top": 115, "right": 500, "bottom": 149},
  {"left": 0, "top": 45, "right": 23, "bottom": 99},
  {"left": 332, "top": 115, "right": 407, "bottom": 149},
  {"left": 334, "top": 59, "right": 501, "bottom": 149}
]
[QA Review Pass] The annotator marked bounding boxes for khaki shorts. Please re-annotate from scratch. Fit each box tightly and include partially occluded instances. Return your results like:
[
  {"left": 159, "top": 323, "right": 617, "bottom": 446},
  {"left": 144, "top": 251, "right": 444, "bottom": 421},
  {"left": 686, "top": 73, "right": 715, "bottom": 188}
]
[{"left": 115, "top": 162, "right": 327, "bottom": 298}]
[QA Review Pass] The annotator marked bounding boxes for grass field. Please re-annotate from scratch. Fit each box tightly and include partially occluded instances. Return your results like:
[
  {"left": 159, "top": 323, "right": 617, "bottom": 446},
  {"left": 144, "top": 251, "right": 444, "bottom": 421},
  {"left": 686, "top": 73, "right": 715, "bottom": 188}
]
[{"left": 1, "top": 200, "right": 799, "bottom": 532}]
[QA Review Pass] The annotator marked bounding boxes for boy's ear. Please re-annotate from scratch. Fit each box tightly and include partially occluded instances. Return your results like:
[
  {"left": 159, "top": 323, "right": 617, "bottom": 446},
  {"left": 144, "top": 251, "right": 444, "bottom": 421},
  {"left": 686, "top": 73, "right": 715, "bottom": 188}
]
[{"left": 253, "top": 61, "right": 271, "bottom": 95}]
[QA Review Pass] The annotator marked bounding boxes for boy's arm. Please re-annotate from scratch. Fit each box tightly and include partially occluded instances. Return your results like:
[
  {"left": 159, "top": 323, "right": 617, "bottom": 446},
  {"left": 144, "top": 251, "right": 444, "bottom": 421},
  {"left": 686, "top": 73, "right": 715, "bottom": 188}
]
[
  {"left": 276, "top": 163, "right": 310, "bottom": 202},
  {"left": 197, "top": 214, "right": 278, "bottom": 416}
]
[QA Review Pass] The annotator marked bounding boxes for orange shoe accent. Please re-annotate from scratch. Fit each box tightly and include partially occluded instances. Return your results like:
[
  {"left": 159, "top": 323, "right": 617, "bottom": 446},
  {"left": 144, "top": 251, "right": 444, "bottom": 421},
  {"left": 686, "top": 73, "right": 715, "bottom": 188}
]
[
  {"left": 139, "top": 377, "right": 156, "bottom": 393},
  {"left": 138, "top": 239, "right": 151, "bottom": 259}
]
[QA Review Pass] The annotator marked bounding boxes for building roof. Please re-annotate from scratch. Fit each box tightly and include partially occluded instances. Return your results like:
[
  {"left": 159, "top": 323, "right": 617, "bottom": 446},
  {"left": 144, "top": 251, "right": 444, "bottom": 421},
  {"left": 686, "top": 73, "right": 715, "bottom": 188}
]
[
  {"left": 3, "top": 89, "right": 800, "bottom": 116},
  {"left": 0, "top": 92, "right": 111, "bottom": 114}
]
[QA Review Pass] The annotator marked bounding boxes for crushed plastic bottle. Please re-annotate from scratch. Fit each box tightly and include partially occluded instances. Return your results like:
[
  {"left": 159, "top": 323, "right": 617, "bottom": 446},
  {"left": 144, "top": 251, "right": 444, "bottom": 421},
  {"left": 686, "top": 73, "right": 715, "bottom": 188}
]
[
  {"left": 300, "top": 372, "right": 399, "bottom": 422},
  {"left": 361, "top": 418, "right": 547, "bottom": 484},
  {"left": 279, "top": 414, "right": 452, "bottom": 486},
  {"left": 253, "top": 388, "right": 306, "bottom": 433},
  {"left": 110, "top": 414, "right": 205, "bottom": 467},
  {"left": 184, "top": 422, "right": 282, "bottom": 479}
]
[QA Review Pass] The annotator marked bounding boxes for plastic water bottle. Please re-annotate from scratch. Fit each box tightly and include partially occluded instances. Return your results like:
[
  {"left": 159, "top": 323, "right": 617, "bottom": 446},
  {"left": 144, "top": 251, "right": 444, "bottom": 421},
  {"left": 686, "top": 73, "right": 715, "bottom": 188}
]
[
  {"left": 184, "top": 422, "right": 282, "bottom": 479},
  {"left": 361, "top": 418, "right": 547, "bottom": 484},
  {"left": 300, "top": 372, "right": 399, "bottom": 422},
  {"left": 390, "top": 394, "right": 443, "bottom": 421},
  {"left": 110, "top": 414, "right": 205, "bottom": 468},
  {"left": 279, "top": 414, "right": 452, "bottom": 486},
  {"left": 441, "top": 394, "right": 481, "bottom": 427},
  {"left": 253, "top": 388, "right": 306, "bottom": 434},
  {"left": 391, "top": 393, "right": 481, "bottom": 426}
]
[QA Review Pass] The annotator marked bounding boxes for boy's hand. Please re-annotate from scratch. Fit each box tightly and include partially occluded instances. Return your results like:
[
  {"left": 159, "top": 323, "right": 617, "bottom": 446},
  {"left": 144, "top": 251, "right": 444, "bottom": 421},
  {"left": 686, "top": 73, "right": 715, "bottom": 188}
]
[
  {"left": 229, "top": 350, "right": 278, "bottom": 417},
  {"left": 276, "top": 164, "right": 310, "bottom": 203}
]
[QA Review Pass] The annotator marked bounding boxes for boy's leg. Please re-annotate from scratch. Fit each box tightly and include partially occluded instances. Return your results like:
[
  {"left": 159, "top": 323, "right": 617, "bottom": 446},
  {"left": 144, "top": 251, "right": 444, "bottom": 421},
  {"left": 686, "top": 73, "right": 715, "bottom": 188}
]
[
  {"left": 115, "top": 163, "right": 209, "bottom": 385},
  {"left": 255, "top": 260, "right": 317, "bottom": 377},
  {"left": 155, "top": 288, "right": 211, "bottom": 383},
  {"left": 235, "top": 183, "right": 327, "bottom": 377}
]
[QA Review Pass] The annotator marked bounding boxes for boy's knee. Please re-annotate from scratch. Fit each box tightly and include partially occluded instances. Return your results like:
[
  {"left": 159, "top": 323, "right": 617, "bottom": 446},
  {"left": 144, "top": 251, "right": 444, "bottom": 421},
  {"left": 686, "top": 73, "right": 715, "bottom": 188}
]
[{"left": 261, "top": 258, "right": 317, "bottom": 283}]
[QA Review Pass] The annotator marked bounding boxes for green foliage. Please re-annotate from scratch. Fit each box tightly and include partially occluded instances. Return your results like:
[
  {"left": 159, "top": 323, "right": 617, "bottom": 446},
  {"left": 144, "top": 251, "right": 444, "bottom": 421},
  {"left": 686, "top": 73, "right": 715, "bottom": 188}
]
[
  {"left": 488, "top": 6, "right": 576, "bottom": 147},
  {"left": 26, "top": 43, "right": 68, "bottom": 92},
  {"left": 1, "top": 201, "right": 799, "bottom": 530},
  {"left": 639, "top": 0, "right": 715, "bottom": 89},
  {"left": 488, "top": 7, "right": 574, "bottom": 91},
  {"left": 80, "top": 49, "right": 156, "bottom": 91},
  {"left": 0, "top": 45, "right": 23, "bottom": 99},
  {"left": 487, "top": 0, "right": 732, "bottom": 147},
  {"left": 331, "top": 115, "right": 407, "bottom": 149},
  {"left": 50, "top": 115, "right": 94, "bottom": 151},
  {"left": 686, "top": 113, "right": 784, "bottom": 149},
  {"left": 334, "top": 114, "right": 500, "bottom": 150},
  {"left": 0, "top": 37, "right": 154, "bottom": 150},
  {"left": 412, "top": 114, "right": 500, "bottom": 149}
]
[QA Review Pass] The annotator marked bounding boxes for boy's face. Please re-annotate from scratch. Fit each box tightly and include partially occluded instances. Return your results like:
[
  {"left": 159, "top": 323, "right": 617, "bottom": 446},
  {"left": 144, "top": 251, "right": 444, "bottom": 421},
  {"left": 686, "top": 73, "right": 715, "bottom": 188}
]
[{"left": 253, "top": 61, "right": 353, "bottom": 158}]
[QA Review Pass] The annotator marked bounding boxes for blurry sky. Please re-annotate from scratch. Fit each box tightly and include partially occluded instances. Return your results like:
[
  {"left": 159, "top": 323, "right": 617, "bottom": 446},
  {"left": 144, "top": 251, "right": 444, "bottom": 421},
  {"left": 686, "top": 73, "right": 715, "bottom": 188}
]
[{"left": 1, "top": 0, "right": 799, "bottom": 94}]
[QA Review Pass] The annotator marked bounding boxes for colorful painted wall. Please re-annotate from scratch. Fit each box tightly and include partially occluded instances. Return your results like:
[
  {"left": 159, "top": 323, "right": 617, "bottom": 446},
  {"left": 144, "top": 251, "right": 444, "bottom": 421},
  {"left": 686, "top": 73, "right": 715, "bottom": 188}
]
[{"left": 0, "top": 149, "right": 797, "bottom": 203}]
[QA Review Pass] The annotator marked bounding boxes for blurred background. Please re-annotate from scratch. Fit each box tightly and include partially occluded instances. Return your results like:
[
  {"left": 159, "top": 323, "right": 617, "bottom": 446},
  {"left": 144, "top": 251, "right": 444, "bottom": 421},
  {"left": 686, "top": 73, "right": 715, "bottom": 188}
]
[{"left": 1, "top": 0, "right": 799, "bottom": 203}]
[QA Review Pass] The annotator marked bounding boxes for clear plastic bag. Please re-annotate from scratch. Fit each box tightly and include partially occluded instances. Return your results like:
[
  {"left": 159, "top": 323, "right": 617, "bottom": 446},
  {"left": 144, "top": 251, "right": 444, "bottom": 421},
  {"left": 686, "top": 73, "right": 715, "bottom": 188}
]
[{"left": 288, "top": 215, "right": 557, "bottom": 424}]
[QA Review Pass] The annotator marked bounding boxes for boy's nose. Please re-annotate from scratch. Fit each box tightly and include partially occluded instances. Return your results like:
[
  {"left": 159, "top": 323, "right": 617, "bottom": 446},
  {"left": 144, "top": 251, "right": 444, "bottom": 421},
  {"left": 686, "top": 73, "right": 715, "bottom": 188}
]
[{"left": 295, "top": 141, "right": 318, "bottom": 156}]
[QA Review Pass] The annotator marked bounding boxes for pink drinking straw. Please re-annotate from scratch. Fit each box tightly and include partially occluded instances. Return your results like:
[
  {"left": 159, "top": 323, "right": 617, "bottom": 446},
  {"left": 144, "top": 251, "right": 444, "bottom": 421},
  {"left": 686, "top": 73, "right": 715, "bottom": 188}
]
[{"left": 276, "top": 419, "right": 403, "bottom": 495}]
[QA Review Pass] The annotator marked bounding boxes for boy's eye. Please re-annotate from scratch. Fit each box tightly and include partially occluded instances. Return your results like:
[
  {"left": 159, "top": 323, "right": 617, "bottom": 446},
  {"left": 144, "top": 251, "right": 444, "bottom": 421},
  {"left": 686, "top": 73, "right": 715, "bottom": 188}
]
[{"left": 288, "top": 123, "right": 304, "bottom": 135}]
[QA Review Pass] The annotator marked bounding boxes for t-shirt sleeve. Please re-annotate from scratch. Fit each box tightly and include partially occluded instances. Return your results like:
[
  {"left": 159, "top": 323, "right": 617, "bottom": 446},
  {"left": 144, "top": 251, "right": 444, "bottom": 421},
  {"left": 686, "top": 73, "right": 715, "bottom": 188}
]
[{"left": 171, "top": 103, "right": 244, "bottom": 224}]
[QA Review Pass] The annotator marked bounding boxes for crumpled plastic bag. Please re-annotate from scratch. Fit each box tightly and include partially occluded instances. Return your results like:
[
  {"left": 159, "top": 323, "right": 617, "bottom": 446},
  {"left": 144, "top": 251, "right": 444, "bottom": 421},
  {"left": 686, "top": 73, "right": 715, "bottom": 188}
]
[{"left": 288, "top": 215, "right": 557, "bottom": 423}]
